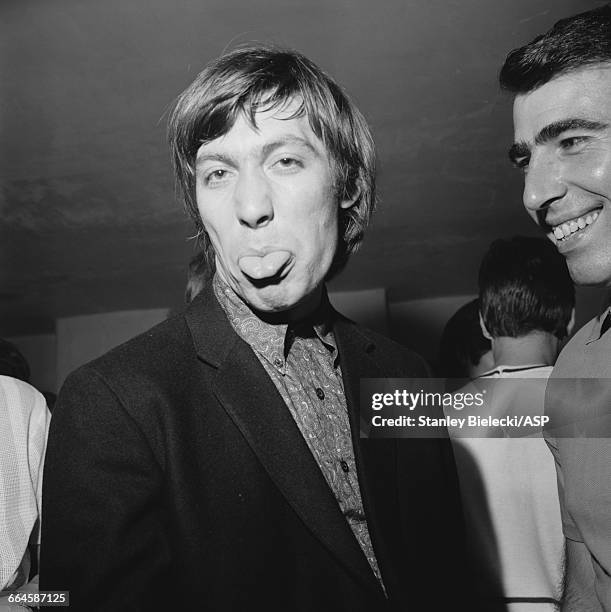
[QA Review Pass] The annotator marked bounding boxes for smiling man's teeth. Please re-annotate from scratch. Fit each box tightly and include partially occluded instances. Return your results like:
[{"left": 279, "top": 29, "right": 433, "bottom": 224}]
[{"left": 553, "top": 211, "right": 599, "bottom": 240}]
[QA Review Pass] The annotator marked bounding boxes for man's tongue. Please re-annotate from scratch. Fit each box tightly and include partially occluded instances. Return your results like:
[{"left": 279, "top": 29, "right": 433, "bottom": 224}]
[{"left": 238, "top": 250, "right": 291, "bottom": 280}]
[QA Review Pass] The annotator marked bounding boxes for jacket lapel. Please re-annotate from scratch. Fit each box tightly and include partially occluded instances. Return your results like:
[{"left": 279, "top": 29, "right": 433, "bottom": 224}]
[
  {"left": 333, "top": 316, "right": 402, "bottom": 597},
  {"left": 184, "top": 285, "right": 383, "bottom": 597}
]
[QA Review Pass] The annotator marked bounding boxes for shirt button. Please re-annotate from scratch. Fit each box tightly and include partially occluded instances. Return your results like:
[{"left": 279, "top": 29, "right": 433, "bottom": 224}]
[
  {"left": 274, "top": 358, "right": 283, "bottom": 368},
  {"left": 315, "top": 387, "right": 325, "bottom": 400},
  {"left": 340, "top": 460, "right": 350, "bottom": 473}
]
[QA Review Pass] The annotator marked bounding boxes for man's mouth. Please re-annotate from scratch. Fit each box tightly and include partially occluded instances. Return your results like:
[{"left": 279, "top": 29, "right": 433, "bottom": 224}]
[
  {"left": 238, "top": 250, "right": 292, "bottom": 282},
  {"left": 550, "top": 209, "right": 601, "bottom": 243}
]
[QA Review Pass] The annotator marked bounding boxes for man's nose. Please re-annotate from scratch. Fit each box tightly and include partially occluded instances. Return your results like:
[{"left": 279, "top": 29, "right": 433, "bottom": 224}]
[
  {"left": 523, "top": 153, "right": 568, "bottom": 216},
  {"left": 234, "top": 169, "right": 274, "bottom": 229}
]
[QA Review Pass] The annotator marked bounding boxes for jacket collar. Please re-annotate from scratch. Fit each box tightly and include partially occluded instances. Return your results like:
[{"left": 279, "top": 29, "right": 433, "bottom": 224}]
[{"left": 183, "top": 281, "right": 240, "bottom": 369}]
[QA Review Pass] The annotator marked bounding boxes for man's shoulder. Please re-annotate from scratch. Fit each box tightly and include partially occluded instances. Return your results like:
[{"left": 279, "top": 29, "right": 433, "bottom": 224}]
[
  {"left": 0, "top": 375, "right": 48, "bottom": 422},
  {"left": 567, "top": 314, "right": 601, "bottom": 345},
  {"left": 65, "top": 312, "right": 197, "bottom": 396},
  {"left": 0, "top": 375, "right": 44, "bottom": 403},
  {"left": 553, "top": 311, "right": 611, "bottom": 378}
]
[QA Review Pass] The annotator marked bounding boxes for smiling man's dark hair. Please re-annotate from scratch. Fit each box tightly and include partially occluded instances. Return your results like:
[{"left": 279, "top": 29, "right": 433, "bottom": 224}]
[{"left": 500, "top": 4, "right": 611, "bottom": 93}]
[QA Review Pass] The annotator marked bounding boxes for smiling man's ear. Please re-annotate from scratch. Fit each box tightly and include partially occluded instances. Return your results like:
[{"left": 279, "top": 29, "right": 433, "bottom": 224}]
[
  {"left": 567, "top": 307, "right": 576, "bottom": 337},
  {"left": 479, "top": 312, "right": 493, "bottom": 341}
]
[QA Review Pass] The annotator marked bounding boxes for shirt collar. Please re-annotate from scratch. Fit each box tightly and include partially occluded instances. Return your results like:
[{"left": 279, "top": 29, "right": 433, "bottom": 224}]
[
  {"left": 586, "top": 304, "right": 611, "bottom": 345},
  {"left": 479, "top": 364, "right": 550, "bottom": 377},
  {"left": 213, "top": 274, "right": 337, "bottom": 373}
]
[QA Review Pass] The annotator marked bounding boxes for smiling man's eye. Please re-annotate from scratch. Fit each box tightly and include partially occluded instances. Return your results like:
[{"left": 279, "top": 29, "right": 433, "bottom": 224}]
[
  {"left": 560, "top": 136, "right": 588, "bottom": 150},
  {"left": 513, "top": 156, "right": 530, "bottom": 171}
]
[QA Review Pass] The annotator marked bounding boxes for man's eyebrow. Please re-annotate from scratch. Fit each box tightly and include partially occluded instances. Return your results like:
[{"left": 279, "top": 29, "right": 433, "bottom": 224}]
[
  {"left": 195, "top": 152, "right": 236, "bottom": 169},
  {"left": 508, "top": 118, "right": 608, "bottom": 165},
  {"left": 535, "top": 118, "right": 608, "bottom": 145},
  {"left": 261, "top": 136, "right": 318, "bottom": 158},
  {"left": 195, "top": 136, "right": 319, "bottom": 168}
]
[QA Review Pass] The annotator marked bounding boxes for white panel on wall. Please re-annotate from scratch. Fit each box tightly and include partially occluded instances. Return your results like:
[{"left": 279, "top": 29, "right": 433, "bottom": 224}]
[{"left": 56, "top": 308, "right": 169, "bottom": 389}]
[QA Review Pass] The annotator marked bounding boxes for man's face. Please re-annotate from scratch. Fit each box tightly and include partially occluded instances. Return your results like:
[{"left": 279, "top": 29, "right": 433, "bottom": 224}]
[
  {"left": 195, "top": 99, "right": 357, "bottom": 315},
  {"left": 512, "top": 65, "right": 611, "bottom": 286}
]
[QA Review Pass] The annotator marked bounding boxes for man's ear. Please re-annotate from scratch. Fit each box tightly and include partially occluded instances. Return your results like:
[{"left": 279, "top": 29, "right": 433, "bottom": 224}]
[
  {"left": 567, "top": 307, "right": 576, "bottom": 336},
  {"left": 479, "top": 312, "right": 493, "bottom": 341},
  {"left": 339, "top": 181, "right": 361, "bottom": 210}
]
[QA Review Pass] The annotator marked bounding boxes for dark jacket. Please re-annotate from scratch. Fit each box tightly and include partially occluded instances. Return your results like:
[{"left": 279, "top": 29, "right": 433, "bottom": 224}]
[{"left": 41, "top": 285, "right": 467, "bottom": 611}]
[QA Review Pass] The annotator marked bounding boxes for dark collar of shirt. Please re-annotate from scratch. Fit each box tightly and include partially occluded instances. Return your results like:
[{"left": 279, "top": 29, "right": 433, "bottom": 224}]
[
  {"left": 586, "top": 303, "right": 611, "bottom": 345},
  {"left": 212, "top": 274, "right": 339, "bottom": 374}
]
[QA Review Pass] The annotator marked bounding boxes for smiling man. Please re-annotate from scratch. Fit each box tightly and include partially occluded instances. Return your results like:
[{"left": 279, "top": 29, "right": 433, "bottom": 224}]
[
  {"left": 40, "top": 46, "right": 466, "bottom": 611},
  {"left": 500, "top": 6, "right": 611, "bottom": 611}
]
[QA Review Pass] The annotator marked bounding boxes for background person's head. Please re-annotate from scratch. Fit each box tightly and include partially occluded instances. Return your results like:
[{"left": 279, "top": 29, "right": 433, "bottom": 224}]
[
  {"left": 479, "top": 237, "right": 575, "bottom": 350},
  {"left": 500, "top": 6, "right": 611, "bottom": 287},
  {"left": 168, "top": 45, "right": 376, "bottom": 315},
  {"left": 0, "top": 339, "right": 30, "bottom": 383}
]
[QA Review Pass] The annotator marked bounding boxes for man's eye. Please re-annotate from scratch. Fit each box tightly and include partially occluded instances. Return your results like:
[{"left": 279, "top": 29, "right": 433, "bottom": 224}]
[
  {"left": 513, "top": 157, "right": 530, "bottom": 172},
  {"left": 560, "top": 136, "right": 588, "bottom": 151},
  {"left": 205, "top": 169, "right": 229, "bottom": 185},
  {"left": 275, "top": 157, "right": 302, "bottom": 169}
]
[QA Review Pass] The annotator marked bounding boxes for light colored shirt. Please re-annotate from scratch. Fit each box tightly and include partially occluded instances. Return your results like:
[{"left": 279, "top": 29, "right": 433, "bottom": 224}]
[
  {"left": 449, "top": 365, "right": 564, "bottom": 611},
  {"left": 0, "top": 376, "right": 50, "bottom": 594},
  {"left": 213, "top": 274, "right": 382, "bottom": 584}
]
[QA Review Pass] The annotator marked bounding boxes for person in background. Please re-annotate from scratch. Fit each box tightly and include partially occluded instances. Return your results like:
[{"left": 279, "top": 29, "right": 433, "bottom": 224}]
[
  {"left": 438, "top": 298, "right": 493, "bottom": 385},
  {"left": 500, "top": 6, "right": 611, "bottom": 609},
  {"left": 448, "top": 236, "right": 575, "bottom": 611},
  {"left": 0, "top": 341, "right": 50, "bottom": 611},
  {"left": 41, "top": 45, "right": 467, "bottom": 611},
  {"left": 0, "top": 340, "right": 30, "bottom": 384},
  {"left": 0, "top": 339, "right": 56, "bottom": 414}
]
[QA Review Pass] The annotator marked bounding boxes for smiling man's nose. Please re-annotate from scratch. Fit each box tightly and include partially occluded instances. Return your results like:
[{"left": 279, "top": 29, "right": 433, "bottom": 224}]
[
  {"left": 234, "top": 170, "right": 274, "bottom": 228},
  {"left": 523, "top": 154, "right": 568, "bottom": 215}
]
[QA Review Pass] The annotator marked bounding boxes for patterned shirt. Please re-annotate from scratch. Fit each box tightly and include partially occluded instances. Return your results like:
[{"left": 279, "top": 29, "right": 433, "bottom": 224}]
[{"left": 213, "top": 275, "right": 382, "bottom": 584}]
